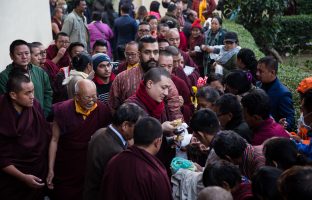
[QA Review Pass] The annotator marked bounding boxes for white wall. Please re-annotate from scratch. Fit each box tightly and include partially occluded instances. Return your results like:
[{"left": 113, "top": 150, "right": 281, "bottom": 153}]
[{"left": 0, "top": 0, "right": 53, "bottom": 71}]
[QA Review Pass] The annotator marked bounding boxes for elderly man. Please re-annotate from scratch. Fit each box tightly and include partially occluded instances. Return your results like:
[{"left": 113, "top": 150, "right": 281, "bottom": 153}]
[
  {"left": 0, "top": 39, "right": 52, "bottom": 118},
  {"left": 109, "top": 36, "right": 183, "bottom": 121},
  {"left": 0, "top": 69, "right": 50, "bottom": 200},
  {"left": 116, "top": 41, "right": 140, "bottom": 74},
  {"left": 101, "top": 117, "right": 173, "bottom": 200},
  {"left": 61, "top": 0, "right": 90, "bottom": 52},
  {"left": 83, "top": 103, "right": 145, "bottom": 200},
  {"left": 47, "top": 79, "right": 111, "bottom": 200}
]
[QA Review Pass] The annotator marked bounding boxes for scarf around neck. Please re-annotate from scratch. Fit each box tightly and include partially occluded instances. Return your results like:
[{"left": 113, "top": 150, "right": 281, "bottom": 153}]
[{"left": 136, "top": 81, "right": 164, "bottom": 119}]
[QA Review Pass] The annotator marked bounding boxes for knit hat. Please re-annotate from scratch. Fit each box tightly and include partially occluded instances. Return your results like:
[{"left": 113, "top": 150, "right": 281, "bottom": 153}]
[
  {"left": 191, "top": 19, "right": 202, "bottom": 30},
  {"left": 297, "top": 76, "right": 312, "bottom": 94},
  {"left": 92, "top": 53, "right": 111, "bottom": 71},
  {"left": 224, "top": 31, "right": 238, "bottom": 43}
]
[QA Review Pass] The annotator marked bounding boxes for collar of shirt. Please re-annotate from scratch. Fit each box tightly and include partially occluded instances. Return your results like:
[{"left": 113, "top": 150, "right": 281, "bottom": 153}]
[
  {"left": 75, "top": 100, "right": 98, "bottom": 120},
  {"left": 109, "top": 124, "right": 127, "bottom": 147}
]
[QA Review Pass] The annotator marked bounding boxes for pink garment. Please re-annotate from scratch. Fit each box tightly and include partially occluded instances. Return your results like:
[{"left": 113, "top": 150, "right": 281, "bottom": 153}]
[
  {"left": 252, "top": 117, "right": 290, "bottom": 145},
  {"left": 87, "top": 21, "right": 113, "bottom": 57},
  {"left": 148, "top": 11, "right": 161, "bottom": 20}
]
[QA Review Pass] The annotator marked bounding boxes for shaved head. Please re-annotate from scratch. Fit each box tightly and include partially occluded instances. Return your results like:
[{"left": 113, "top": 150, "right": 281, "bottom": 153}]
[
  {"left": 75, "top": 79, "right": 97, "bottom": 110},
  {"left": 166, "top": 28, "right": 180, "bottom": 48},
  {"left": 75, "top": 79, "right": 96, "bottom": 95},
  {"left": 198, "top": 187, "right": 233, "bottom": 200}
]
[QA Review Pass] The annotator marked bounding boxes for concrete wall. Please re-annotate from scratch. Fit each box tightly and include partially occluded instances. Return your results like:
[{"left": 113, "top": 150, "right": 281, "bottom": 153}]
[{"left": 0, "top": 0, "right": 53, "bottom": 71}]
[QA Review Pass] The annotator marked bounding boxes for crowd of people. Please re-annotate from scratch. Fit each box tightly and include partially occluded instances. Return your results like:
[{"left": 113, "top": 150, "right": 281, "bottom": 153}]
[{"left": 1, "top": 0, "right": 312, "bottom": 200}]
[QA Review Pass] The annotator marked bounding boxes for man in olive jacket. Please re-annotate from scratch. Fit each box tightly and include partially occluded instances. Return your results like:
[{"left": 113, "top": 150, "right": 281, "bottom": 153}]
[{"left": 0, "top": 39, "right": 52, "bottom": 118}]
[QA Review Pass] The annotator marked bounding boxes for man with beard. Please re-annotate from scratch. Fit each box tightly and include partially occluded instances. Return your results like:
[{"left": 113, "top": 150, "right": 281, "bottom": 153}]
[{"left": 109, "top": 35, "right": 182, "bottom": 120}]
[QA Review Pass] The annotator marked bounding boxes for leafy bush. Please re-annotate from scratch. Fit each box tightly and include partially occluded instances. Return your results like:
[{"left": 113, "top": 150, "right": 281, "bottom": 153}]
[
  {"left": 275, "top": 15, "right": 312, "bottom": 53},
  {"left": 297, "top": 0, "right": 312, "bottom": 14},
  {"left": 235, "top": 0, "right": 286, "bottom": 52},
  {"left": 223, "top": 20, "right": 312, "bottom": 118}
]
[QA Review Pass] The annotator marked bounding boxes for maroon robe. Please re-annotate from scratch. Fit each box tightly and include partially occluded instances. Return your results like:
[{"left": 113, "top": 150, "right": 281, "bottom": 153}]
[
  {"left": 180, "top": 50, "right": 201, "bottom": 86},
  {"left": 0, "top": 95, "right": 50, "bottom": 200},
  {"left": 126, "top": 90, "right": 175, "bottom": 176},
  {"left": 189, "top": 34, "right": 204, "bottom": 74},
  {"left": 46, "top": 44, "right": 71, "bottom": 68},
  {"left": 101, "top": 146, "right": 173, "bottom": 200},
  {"left": 52, "top": 99, "right": 112, "bottom": 200},
  {"left": 172, "top": 67, "right": 193, "bottom": 92},
  {"left": 116, "top": 60, "right": 127, "bottom": 74},
  {"left": 42, "top": 59, "right": 61, "bottom": 84},
  {"left": 171, "top": 75, "right": 194, "bottom": 124}
]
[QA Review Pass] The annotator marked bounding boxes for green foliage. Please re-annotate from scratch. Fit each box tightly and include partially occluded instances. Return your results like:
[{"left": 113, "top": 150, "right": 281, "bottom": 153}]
[
  {"left": 223, "top": 19, "right": 312, "bottom": 118},
  {"left": 275, "top": 15, "right": 312, "bottom": 53},
  {"left": 223, "top": 20, "right": 264, "bottom": 58},
  {"left": 236, "top": 0, "right": 286, "bottom": 50},
  {"left": 297, "top": 0, "right": 312, "bottom": 14}
]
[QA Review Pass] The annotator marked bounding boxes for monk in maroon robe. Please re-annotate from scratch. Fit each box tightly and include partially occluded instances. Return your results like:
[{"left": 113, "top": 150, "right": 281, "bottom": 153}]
[
  {"left": 158, "top": 50, "right": 194, "bottom": 123},
  {"left": 126, "top": 68, "right": 178, "bottom": 175},
  {"left": 47, "top": 79, "right": 111, "bottom": 200},
  {"left": 101, "top": 117, "right": 173, "bottom": 200},
  {"left": 0, "top": 72, "right": 50, "bottom": 200},
  {"left": 46, "top": 32, "right": 71, "bottom": 68}
]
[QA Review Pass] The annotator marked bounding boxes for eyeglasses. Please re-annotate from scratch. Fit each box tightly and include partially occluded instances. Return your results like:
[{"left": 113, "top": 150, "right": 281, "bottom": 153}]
[
  {"left": 57, "top": 40, "right": 70, "bottom": 44},
  {"left": 40, "top": 50, "right": 47, "bottom": 55},
  {"left": 79, "top": 95, "right": 98, "bottom": 101}
]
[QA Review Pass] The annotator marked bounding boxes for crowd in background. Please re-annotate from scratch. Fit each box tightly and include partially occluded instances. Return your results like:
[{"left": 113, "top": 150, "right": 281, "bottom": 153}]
[{"left": 1, "top": 0, "right": 312, "bottom": 200}]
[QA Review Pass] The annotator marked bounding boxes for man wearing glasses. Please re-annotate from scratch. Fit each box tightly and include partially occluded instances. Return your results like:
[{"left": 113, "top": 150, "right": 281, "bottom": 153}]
[
  {"left": 136, "top": 21, "right": 151, "bottom": 41},
  {"left": 47, "top": 79, "right": 111, "bottom": 200},
  {"left": 116, "top": 41, "right": 140, "bottom": 74},
  {"left": 46, "top": 32, "right": 71, "bottom": 68}
]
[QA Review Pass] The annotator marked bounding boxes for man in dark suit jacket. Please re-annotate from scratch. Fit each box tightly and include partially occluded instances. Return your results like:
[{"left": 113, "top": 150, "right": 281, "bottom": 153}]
[
  {"left": 257, "top": 56, "right": 295, "bottom": 131},
  {"left": 113, "top": 3, "right": 138, "bottom": 60},
  {"left": 83, "top": 103, "right": 145, "bottom": 200}
]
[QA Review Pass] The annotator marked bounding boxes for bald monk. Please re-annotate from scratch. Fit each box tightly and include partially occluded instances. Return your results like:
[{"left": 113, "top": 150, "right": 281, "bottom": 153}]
[
  {"left": 0, "top": 69, "right": 50, "bottom": 200},
  {"left": 101, "top": 117, "right": 173, "bottom": 200},
  {"left": 47, "top": 79, "right": 112, "bottom": 200}
]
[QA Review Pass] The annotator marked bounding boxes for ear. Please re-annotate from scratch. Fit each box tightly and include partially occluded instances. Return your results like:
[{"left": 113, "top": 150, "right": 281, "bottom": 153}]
[
  {"left": 272, "top": 160, "right": 278, "bottom": 168},
  {"left": 146, "top": 80, "right": 153, "bottom": 89},
  {"left": 10, "top": 53, "right": 14, "bottom": 60},
  {"left": 227, "top": 112, "right": 233, "bottom": 121},
  {"left": 154, "top": 137, "right": 162, "bottom": 148},
  {"left": 222, "top": 181, "right": 231, "bottom": 191},
  {"left": 9, "top": 91, "right": 17, "bottom": 101}
]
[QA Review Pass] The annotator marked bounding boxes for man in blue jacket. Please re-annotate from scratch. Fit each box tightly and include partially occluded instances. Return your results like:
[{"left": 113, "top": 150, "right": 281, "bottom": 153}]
[{"left": 257, "top": 56, "right": 295, "bottom": 131}]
